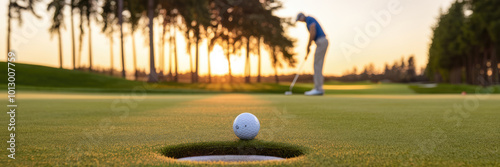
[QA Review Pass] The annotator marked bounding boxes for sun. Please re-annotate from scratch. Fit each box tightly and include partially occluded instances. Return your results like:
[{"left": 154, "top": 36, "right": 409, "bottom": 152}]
[{"left": 209, "top": 46, "right": 229, "bottom": 76}]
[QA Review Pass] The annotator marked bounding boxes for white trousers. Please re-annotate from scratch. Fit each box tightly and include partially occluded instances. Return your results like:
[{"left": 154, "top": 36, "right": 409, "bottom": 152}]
[{"left": 313, "top": 37, "right": 329, "bottom": 91}]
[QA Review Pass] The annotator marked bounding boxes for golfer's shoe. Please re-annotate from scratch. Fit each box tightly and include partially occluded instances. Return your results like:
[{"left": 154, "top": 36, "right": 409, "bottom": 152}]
[{"left": 305, "top": 89, "right": 324, "bottom": 96}]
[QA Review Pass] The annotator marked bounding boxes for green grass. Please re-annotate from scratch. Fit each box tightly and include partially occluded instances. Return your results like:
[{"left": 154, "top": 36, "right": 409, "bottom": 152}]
[
  {"left": 0, "top": 62, "right": 418, "bottom": 94},
  {"left": 293, "top": 82, "right": 415, "bottom": 94},
  {"left": 2, "top": 93, "right": 499, "bottom": 166},
  {"left": 410, "top": 83, "right": 500, "bottom": 94},
  {"left": 0, "top": 62, "right": 142, "bottom": 89},
  {"left": 0, "top": 62, "right": 299, "bottom": 94},
  {"left": 324, "top": 80, "right": 375, "bottom": 85}
]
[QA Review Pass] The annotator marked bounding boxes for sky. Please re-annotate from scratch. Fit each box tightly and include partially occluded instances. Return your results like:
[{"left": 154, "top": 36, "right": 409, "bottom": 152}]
[{"left": 0, "top": 0, "right": 455, "bottom": 78}]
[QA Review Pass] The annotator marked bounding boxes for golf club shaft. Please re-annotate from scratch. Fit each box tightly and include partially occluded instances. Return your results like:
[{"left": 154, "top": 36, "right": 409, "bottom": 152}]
[
  {"left": 289, "top": 56, "right": 309, "bottom": 91},
  {"left": 289, "top": 73, "right": 300, "bottom": 91}
]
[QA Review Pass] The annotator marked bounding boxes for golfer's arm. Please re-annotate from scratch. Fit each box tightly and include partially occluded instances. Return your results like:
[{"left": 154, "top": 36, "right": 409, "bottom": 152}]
[{"left": 308, "top": 23, "right": 316, "bottom": 48}]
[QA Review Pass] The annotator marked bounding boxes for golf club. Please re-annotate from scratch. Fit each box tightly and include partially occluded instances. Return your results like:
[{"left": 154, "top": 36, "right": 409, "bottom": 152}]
[{"left": 285, "top": 55, "right": 309, "bottom": 95}]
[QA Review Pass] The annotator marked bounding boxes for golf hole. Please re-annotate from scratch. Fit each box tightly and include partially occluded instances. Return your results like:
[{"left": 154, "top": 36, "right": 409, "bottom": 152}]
[{"left": 160, "top": 140, "right": 305, "bottom": 162}]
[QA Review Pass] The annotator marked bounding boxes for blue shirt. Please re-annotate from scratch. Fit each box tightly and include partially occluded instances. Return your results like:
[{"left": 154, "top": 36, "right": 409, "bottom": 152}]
[{"left": 305, "top": 16, "right": 326, "bottom": 41}]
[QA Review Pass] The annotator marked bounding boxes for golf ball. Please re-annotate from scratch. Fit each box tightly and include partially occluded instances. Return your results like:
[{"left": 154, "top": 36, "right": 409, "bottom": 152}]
[{"left": 233, "top": 113, "right": 260, "bottom": 140}]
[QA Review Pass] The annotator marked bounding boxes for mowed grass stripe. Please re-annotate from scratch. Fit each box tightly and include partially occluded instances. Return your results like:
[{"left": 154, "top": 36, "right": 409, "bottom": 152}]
[
  {"left": 255, "top": 94, "right": 500, "bottom": 166},
  {"left": 1, "top": 93, "right": 499, "bottom": 166}
]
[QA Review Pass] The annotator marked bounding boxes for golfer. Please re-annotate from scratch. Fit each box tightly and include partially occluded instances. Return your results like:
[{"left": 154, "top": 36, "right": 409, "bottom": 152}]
[{"left": 296, "top": 13, "right": 329, "bottom": 96}]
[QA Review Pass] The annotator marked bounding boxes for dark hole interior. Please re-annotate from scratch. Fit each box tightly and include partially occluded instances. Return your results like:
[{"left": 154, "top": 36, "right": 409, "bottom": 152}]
[{"left": 160, "top": 140, "right": 305, "bottom": 159}]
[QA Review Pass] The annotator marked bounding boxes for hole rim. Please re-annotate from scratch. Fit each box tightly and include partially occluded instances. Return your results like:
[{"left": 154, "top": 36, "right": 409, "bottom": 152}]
[{"left": 159, "top": 140, "right": 306, "bottom": 161}]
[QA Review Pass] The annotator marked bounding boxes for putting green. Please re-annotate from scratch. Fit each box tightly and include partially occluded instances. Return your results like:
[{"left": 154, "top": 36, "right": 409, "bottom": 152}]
[{"left": 1, "top": 92, "right": 499, "bottom": 166}]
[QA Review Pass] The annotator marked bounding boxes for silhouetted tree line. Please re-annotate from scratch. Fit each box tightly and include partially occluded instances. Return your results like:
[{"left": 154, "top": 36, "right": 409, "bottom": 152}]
[
  {"left": 338, "top": 55, "right": 426, "bottom": 83},
  {"left": 7, "top": 0, "right": 296, "bottom": 83},
  {"left": 426, "top": 0, "right": 500, "bottom": 86}
]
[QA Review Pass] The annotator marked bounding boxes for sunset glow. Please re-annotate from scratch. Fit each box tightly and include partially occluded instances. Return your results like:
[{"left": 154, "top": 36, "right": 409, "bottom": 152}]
[{"left": 0, "top": 0, "right": 455, "bottom": 77}]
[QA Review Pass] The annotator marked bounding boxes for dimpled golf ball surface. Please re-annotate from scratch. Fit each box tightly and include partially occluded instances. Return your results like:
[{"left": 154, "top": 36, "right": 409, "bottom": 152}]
[{"left": 233, "top": 113, "right": 260, "bottom": 140}]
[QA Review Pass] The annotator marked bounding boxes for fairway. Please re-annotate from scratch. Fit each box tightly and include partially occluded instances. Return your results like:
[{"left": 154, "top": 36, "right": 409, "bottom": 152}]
[{"left": 2, "top": 92, "right": 499, "bottom": 166}]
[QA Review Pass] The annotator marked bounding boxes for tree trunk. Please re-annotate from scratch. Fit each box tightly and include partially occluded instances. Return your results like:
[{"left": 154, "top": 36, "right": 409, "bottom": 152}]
[
  {"left": 71, "top": 1, "right": 76, "bottom": 70},
  {"left": 245, "top": 37, "right": 251, "bottom": 83},
  {"left": 78, "top": 40, "right": 82, "bottom": 69},
  {"left": 188, "top": 35, "right": 194, "bottom": 83},
  {"left": 158, "top": 27, "right": 163, "bottom": 80},
  {"left": 226, "top": 39, "right": 233, "bottom": 83},
  {"left": 77, "top": 8, "right": 85, "bottom": 69},
  {"left": 483, "top": 49, "right": 489, "bottom": 86},
  {"left": 58, "top": 28, "right": 63, "bottom": 69},
  {"left": 194, "top": 29, "right": 199, "bottom": 83},
  {"left": 168, "top": 25, "right": 173, "bottom": 82},
  {"left": 450, "top": 66, "right": 461, "bottom": 84},
  {"left": 159, "top": 38, "right": 163, "bottom": 79},
  {"left": 118, "top": 0, "right": 126, "bottom": 78},
  {"left": 109, "top": 27, "right": 114, "bottom": 75},
  {"left": 273, "top": 48, "right": 279, "bottom": 84},
  {"left": 174, "top": 24, "right": 178, "bottom": 82},
  {"left": 473, "top": 48, "right": 480, "bottom": 85},
  {"left": 207, "top": 37, "right": 212, "bottom": 83},
  {"left": 257, "top": 37, "right": 261, "bottom": 83},
  {"left": 7, "top": 2, "right": 11, "bottom": 58},
  {"left": 132, "top": 32, "right": 138, "bottom": 80},
  {"left": 465, "top": 53, "right": 473, "bottom": 84},
  {"left": 491, "top": 43, "right": 499, "bottom": 84},
  {"left": 78, "top": 15, "right": 83, "bottom": 69},
  {"left": 147, "top": 0, "right": 158, "bottom": 82},
  {"left": 161, "top": 20, "right": 166, "bottom": 80},
  {"left": 274, "top": 67, "right": 279, "bottom": 84},
  {"left": 88, "top": 15, "right": 93, "bottom": 71}
]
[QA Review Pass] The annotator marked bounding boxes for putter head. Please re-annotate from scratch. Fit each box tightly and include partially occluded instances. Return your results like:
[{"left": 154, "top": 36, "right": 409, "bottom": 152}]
[{"left": 285, "top": 91, "right": 293, "bottom": 95}]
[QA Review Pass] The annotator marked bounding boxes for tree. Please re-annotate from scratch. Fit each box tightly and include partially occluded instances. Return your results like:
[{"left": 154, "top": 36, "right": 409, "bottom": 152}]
[
  {"left": 384, "top": 63, "right": 390, "bottom": 76},
  {"left": 70, "top": 0, "right": 77, "bottom": 69},
  {"left": 146, "top": 0, "right": 158, "bottom": 82},
  {"left": 264, "top": 28, "right": 296, "bottom": 84},
  {"left": 117, "top": 0, "right": 126, "bottom": 78},
  {"left": 101, "top": 0, "right": 117, "bottom": 75},
  {"left": 7, "top": 0, "right": 41, "bottom": 58},
  {"left": 177, "top": 0, "right": 210, "bottom": 83},
  {"left": 426, "top": 0, "right": 500, "bottom": 85},
  {"left": 205, "top": 0, "right": 221, "bottom": 83},
  {"left": 192, "top": 2, "right": 210, "bottom": 83},
  {"left": 391, "top": 61, "right": 400, "bottom": 82},
  {"left": 367, "top": 63, "right": 375, "bottom": 76},
  {"left": 159, "top": 1, "right": 186, "bottom": 83},
  {"left": 167, "top": 21, "right": 173, "bottom": 81},
  {"left": 427, "top": 1, "right": 467, "bottom": 83},
  {"left": 262, "top": 15, "right": 296, "bottom": 84},
  {"left": 461, "top": 8, "right": 481, "bottom": 85},
  {"left": 257, "top": 37, "right": 262, "bottom": 83},
  {"left": 125, "top": 0, "right": 144, "bottom": 80},
  {"left": 259, "top": 0, "right": 291, "bottom": 83},
  {"left": 76, "top": 0, "right": 96, "bottom": 71},
  {"left": 238, "top": 0, "right": 266, "bottom": 83},
  {"left": 203, "top": 0, "right": 294, "bottom": 83},
  {"left": 171, "top": 12, "right": 179, "bottom": 82},
  {"left": 236, "top": 0, "right": 285, "bottom": 83},
  {"left": 206, "top": 23, "right": 215, "bottom": 83},
  {"left": 210, "top": 0, "right": 237, "bottom": 83},
  {"left": 407, "top": 55, "right": 417, "bottom": 82},
  {"left": 360, "top": 65, "right": 369, "bottom": 81},
  {"left": 76, "top": 1, "right": 84, "bottom": 68},
  {"left": 159, "top": 8, "right": 167, "bottom": 80},
  {"left": 468, "top": 0, "right": 500, "bottom": 84},
  {"left": 47, "top": 0, "right": 66, "bottom": 69}
]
